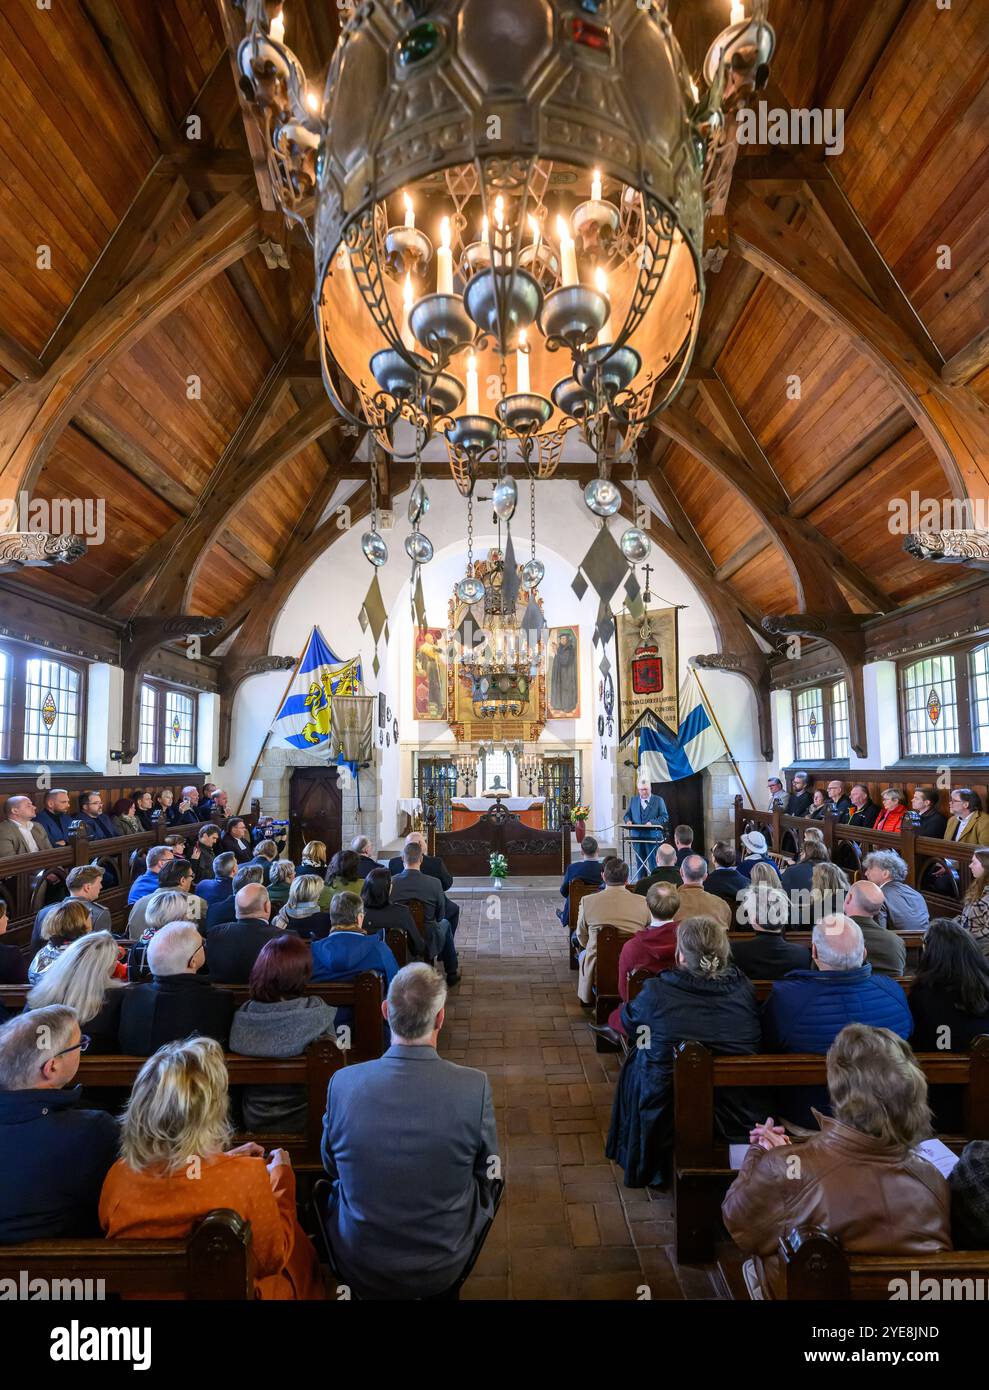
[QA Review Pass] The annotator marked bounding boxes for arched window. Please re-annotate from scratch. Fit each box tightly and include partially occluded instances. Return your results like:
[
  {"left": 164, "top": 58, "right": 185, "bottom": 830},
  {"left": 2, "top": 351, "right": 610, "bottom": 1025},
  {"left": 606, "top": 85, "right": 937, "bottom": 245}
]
[
  {"left": 139, "top": 680, "right": 198, "bottom": 767},
  {"left": 0, "top": 645, "right": 85, "bottom": 764},
  {"left": 792, "top": 679, "right": 849, "bottom": 761},
  {"left": 900, "top": 655, "right": 959, "bottom": 756}
]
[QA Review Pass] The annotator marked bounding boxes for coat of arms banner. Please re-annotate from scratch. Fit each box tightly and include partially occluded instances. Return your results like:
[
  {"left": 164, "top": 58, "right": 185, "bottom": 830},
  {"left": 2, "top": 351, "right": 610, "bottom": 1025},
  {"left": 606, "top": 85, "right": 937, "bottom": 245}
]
[{"left": 615, "top": 606, "right": 679, "bottom": 745}]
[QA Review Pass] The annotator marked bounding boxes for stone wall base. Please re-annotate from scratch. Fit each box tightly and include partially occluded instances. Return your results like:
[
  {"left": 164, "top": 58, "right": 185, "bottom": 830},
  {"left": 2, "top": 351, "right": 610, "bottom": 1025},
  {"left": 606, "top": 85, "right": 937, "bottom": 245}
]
[{"left": 703, "top": 759, "right": 738, "bottom": 846}]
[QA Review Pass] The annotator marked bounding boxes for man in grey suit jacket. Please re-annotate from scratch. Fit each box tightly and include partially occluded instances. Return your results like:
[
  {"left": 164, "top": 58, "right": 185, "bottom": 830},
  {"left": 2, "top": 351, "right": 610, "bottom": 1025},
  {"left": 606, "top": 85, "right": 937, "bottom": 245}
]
[
  {"left": 389, "top": 840, "right": 460, "bottom": 984},
  {"left": 321, "top": 963, "right": 498, "bottom": 1299},
  {"left": 0, "top": 796, "right": 52, "bottom": 857}
]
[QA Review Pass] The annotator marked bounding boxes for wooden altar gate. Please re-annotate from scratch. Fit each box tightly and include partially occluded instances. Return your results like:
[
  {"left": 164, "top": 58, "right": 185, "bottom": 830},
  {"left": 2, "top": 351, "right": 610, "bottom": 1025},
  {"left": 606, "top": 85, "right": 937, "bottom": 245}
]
[{"left": 434, "top": 804, "right": 570, "bottom": 877}]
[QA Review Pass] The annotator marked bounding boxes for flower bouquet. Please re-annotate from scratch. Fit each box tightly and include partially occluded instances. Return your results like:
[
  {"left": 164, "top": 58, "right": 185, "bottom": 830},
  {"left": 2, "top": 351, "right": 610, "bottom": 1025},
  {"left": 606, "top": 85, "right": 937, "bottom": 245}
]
[
  {"left": 570, "top": 805, "right": 590, "bottom": 844},
  {"left": 489, "top": 852, "right": 508, "bottom": 890}
]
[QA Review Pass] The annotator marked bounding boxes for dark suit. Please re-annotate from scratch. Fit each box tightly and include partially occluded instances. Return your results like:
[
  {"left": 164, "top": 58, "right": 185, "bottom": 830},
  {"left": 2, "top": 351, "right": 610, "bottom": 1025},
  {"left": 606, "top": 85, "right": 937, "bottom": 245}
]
[
  {"left": 118, "top": 974, "right": 236, "bottom": 1054},
  {"left": 623, "top": 793, "right": 670, "bottom": 878},
  {"left": 197, "top": 877, "right": 234, "bottom": 908},
  {"left": 845, "top": 801, "right": 880, "bottom": 829},
  {"left": 632, "top": 865, "right": 681, "bottom": 898},
  {"left": 388, "top": 854, "right": 459, "bottom": 935},
  {"left": 321, "top": 1045, "right": 498, "bottom": 1298},
  {"left": 36, "top": 809, "right": 74, "bottom": 845},
  {"left": 729, "top": 931, "right": 811, "bottom": 981},
  {"left": 222, "top": 833, "right": 254, "bottom": 864},
  {"left": 389, "top": 869, "right": 458, "bottom": 975},
  {"left": 915, "top": 809, "right": 948, "bottom": 839},
  {"left": 704, "top": 866, "right": 751, "bottom": 912},
  {"left": 205, "top": 895, "right": 239, "bottom": 932},
  {"left": 557, "top": 859, "right": 604, "bottom": 925},
  {"left": 78, "top": 812, "right": 117, "bottom": 841},
  {"left": 785, "top": 789, "right": 813, "bottom": 817},
  {"left": 356, "top": 855, "right": 382, "bottom": 879},
  {"left": 204, "top": 917, "right": 282, "bottom": 983},
  {"left": 0, "top": 943, "right": 27, "bottom": 984}
]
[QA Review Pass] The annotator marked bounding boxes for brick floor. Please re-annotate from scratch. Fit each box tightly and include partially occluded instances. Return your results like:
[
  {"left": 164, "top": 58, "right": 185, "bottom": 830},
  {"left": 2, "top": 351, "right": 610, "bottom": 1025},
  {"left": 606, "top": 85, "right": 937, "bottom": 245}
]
[{"left": 442, "top": 885, "right": 725, "bottom": 1301}]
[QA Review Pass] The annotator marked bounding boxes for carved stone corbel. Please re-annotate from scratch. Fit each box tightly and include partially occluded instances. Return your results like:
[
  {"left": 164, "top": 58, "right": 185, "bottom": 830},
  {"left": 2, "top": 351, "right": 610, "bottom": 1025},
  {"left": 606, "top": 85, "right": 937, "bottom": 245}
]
[
  {"left": 120, "top": 616, "right": 225, "bottom": 762},
  {"left": 691, "top": 651, "right": 774, "bottom": 761},
  {"left": 0, "top": 533, "right": 87, "bottom": 571},
  {"left": 904, "top": 530, "right": 989, "bottom": 571},
  {"left": 217, "top": 655, "right": 296, "bottom": 765},
  {"left": 761, "top": 613, "right": 879, "bottom": 759}
]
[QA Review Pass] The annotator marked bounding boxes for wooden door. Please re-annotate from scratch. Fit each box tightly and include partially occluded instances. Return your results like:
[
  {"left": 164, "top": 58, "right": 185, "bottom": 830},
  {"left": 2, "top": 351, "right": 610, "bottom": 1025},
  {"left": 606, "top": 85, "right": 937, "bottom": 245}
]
[{"left": 289, "top": 770, "right": 342, "bottom": 863}]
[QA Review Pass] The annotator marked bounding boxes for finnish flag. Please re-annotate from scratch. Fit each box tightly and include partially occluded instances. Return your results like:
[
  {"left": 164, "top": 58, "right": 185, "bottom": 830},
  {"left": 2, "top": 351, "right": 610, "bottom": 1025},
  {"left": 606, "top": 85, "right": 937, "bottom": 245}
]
[{"left": 638, "top": 670, "right": 727, "bottom": 782}]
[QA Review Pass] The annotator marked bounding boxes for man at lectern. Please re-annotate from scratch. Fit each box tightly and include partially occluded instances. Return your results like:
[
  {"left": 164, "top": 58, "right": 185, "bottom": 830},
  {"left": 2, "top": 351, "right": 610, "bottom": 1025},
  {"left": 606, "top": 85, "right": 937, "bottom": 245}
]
[{"left": 623, "top": 775, "right": 669, "bottom": 881}]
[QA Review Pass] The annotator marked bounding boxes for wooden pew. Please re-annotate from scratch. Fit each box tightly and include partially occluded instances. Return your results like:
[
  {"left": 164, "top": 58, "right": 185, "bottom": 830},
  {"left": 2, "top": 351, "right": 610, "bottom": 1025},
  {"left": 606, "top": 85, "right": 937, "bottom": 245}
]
[
  {"left": 568, "top": 879, "right": 600, "bottom": 969},
  {"left": 672, "top": 1037, "right": 989, "bottom": 1265},
  {"left": 727, "top": 928, "right": 926, "bottom": 970},
  {"left": 592, "top": 924, "right": 634, "bottom": 1051},
  {"left": 626, "top": 968, "right": 915, "bottom": 1008},
  {"left": 0, "top": 1210, "right": 254, "bottom": 1300},
  {"left": 762, "top": 1226, "right": 989, "bottom": 1300}
]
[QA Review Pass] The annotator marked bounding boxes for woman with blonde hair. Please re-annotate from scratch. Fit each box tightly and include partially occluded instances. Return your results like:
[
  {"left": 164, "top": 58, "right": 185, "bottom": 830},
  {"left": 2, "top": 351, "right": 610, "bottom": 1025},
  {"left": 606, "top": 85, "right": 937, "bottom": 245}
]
[
  {"left": 961, "top": 848, "right": 989, "bottom": 957},
  {"left": 809, "top": 860, "right": 851, "bottom": 925},
  {"left": 606, "top": 916, "right": 764, "bottom": 1188},
  {"left": 297, "top": 842, "right": 333, "bottom": 908},
  {"left": 274, "top": 873, "right": 333, "bottom": 939},
  {"left": 748, "top": 861, "right": 783, "bottom": 892},
  {"left": 267, "top": 859, "right": 296, "bottom": 909},
  {"left": 26, "top": 930, "right": 126, "bottom": 1053},
  {"left": 99, "top": 1036, "right": 323, "bottom": 1300},
  {"left": 723, "top": 1024, "right": 950, "bottom": 1299},
  {"left": 27, "top": 899, "right": 93, "bottom": 982}
]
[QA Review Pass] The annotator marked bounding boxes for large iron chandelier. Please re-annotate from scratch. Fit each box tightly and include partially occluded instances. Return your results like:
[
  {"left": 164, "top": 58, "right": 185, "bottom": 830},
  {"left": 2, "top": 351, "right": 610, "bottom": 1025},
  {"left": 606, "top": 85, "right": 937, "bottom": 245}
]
[{"left": 236, "top": 0, "right": 775, "bottom": 555}]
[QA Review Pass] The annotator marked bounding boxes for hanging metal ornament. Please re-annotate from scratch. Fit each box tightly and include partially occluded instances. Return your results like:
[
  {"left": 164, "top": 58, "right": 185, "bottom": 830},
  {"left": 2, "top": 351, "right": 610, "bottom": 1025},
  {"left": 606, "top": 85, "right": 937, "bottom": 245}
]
[
  {"left": 406, "top": 381, "right": 433, "bottom": 568},
  {"left": 520, "top": 478, "right": 544, "bottom": 589},
  {"left": 492, "top": 473, "right": 518, "bottom": 521},
  {"left": 405, "top": 531, "right": 434, "bottom": 564},
  {"left": 362, "top": 448, "right": 389, "bottom": 567},
  {"left": 584, "top": 477, "right": 621, "bottom": 516},
  {"left": 407, "top": 480, "right": 430, "bottom": 525},
  {"left": 619, "top": 442, "right": 651, "bottom": 561},
  {"left": 456, "top": 493, "right": 486, "bottom": 604}
]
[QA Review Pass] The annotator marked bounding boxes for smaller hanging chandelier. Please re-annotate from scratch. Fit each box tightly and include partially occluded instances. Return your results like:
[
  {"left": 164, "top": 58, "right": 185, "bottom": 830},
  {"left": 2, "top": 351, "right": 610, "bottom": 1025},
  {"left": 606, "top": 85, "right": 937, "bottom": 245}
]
[{"left": 454, "top": 546, "right": 544, "bottom": 719}]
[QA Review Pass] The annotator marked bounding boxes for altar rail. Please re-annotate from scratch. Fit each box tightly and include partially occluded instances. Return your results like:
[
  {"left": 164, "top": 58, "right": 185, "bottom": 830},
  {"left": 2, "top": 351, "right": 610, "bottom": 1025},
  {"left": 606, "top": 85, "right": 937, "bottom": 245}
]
[{"left": 732, "top": 795, "right": 974, "bottom": 916}]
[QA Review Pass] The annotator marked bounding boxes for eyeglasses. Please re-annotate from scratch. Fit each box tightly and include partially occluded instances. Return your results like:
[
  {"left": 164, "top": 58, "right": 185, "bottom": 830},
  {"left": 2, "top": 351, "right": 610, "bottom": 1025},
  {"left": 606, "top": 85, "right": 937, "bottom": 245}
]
[
  {"left": 187, "top": 942, "right": 205, "bottom": 969},
  {"left": 55, "top": 1033, "right": 91, "bottom": 1058}
]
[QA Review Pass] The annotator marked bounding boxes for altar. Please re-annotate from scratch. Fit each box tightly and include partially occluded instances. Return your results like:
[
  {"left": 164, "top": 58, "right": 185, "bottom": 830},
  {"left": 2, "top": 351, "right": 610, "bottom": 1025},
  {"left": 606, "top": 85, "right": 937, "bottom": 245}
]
[{"left": 451, "top": 796, "right": 544, "bottom": 831}]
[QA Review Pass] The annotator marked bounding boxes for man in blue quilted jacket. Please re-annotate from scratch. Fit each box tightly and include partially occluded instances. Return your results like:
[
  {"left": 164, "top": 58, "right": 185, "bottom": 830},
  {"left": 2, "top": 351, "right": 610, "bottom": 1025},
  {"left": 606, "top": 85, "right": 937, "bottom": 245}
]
[{"left": 761, "top": 915, "right": 912, "bottom": 1124}]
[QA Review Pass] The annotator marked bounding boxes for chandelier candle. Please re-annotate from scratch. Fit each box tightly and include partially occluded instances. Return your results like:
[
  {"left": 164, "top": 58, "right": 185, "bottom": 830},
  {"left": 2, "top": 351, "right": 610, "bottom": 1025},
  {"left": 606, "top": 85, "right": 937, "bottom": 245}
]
[
  {"left": 556, "top": 216, "right": 579, "bottom": 287},
  {"left": 404, "top": 192, "right": 415, "bottom": 229},
  {"left": 437, "top": 217, "right": 454, "bottom": 295}
]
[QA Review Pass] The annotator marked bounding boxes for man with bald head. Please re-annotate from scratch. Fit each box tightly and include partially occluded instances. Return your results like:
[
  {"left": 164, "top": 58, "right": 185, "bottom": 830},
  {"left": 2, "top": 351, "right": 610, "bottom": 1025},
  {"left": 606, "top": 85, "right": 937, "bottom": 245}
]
[
  {"left": 844, "top": 879, "right": 907, "bottom": 977},
  {"left": 204, "top": 881, "right": 281, "bottom": 983},
  {"left": 0, "top": 796, "right": 52, "bottom": 856},
  {"left": 674, "top": 853, "right": 732, "bottom": 928},
  {"left": 388, "top": 831, "right": 460, "bottom": 937}
]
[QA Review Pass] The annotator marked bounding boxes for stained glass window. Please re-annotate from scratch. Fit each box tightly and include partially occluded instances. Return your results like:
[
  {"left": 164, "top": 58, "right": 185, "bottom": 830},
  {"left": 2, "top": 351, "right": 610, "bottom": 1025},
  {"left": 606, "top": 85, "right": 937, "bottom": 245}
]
[
  {"left": 971, "top": 643, "right": 989, "bottom": 753},
  {"left": 795, "top": 687, "right": 825, "bottom": 759},
  {"left": 830, "top": 680, "right": 850, "bottom": 759},
  {"left": 901, "top": 655, "right": 959, "bottom": 756},
  {"left": 163, "top": 690, "right": 195, "bottom": 766},
  {"left": 24, "top": 657, "right": 81, "bottom": 762}
]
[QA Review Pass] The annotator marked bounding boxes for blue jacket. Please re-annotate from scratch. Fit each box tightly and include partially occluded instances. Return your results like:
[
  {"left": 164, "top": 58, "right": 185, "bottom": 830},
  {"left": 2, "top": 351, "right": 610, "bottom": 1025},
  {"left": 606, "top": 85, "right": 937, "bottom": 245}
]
[
  {"left": 558, "top": 859, "right": 604, "bottom": 927},
  {"left": 623, "top": 794, "right": 669, "bottom": 841},
  {"left": 197, "top": 877, "right": 234, "bottom": 907},
  {"left": 127, "top": 869, "right": 161, "bottom": 905},
  {"left": 311, "top": 930, "right": 399, "bottom": 986},
  {"left": 78, "top": 812, "right": 117, "bottom": 841},
  {"left": 762, "top": 965, "right": 912, "bottom": 1055},
  {"left": 36, "top": 809, "right": 74, "bottom": 845}
]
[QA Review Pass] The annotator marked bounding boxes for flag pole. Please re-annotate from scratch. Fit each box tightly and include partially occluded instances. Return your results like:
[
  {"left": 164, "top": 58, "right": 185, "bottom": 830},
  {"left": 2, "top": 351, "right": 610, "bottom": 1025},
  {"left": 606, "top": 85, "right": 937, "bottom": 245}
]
[
  {"left": 690, "top": 665, "right": 758, "bottom": 811},
  {"left": 234, "top": 633, "right": 312, "bottom": 815}
]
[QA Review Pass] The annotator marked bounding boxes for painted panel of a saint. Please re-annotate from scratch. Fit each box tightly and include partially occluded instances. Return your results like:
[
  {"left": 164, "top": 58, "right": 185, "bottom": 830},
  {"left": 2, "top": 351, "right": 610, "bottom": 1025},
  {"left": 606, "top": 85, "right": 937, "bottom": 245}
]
[
  {"left": 413, "top": 628, "right": 447, "bottom": 720},
  {"left": 547, "top": 626, "right": 580, "bottom": 718}
]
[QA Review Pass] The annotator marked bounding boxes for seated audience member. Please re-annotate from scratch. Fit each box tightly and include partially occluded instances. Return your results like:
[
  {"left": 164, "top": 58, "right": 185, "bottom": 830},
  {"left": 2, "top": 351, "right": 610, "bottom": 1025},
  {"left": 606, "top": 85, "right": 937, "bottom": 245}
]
[
  {"left": 607, "top": 917, "right": 763, "bottom": 1188},
  {"left": 388, "top": 832, "right": 460, "bottom": 937},
  {"left": 361, "top": 867, "right": 427, "bottom": 959},
  {"left": 910, "top": 918, "right": 989, "bottom": 1058},
  {"left": 825, "top": 780, "right": 852, "bottom": 820},
  {"left": 154, "top": 788, "right": 178, "bottom": 826},
  {"left": 0, "top": 905, "right": 28, "bottom": 985},
  {"left": 863, "top": 849, "right": 930, "bottom": 933},
  {"left": 247, "top": 839, "right": 279, "bottom": 881},
  {"left": 196, "top": 851, "right": 238, "bottom": 909},
  {"left": 99, "top": 1036, "right": 322, "bottom": 1299},
  {"left": 267, "top": 860, "right": 296, "bottom": 908},
  {"left": 737, "top": 876, "right": 791, "bottom": 932},
  {"left": 844, "top": 783, "right": 880, "bottom": 829},
  {"left": 748, "top": 861, "right": 784, "bottom": 893},
  {"left": 674, "top": 853, "right": 732, "bottom": 929},
  {"left": 205, "top": 865, "right": 265, "bottom": 931},
  {"left": 163, "top": 833, "right": 188, "bottom": 860},
  {"left": 26, "top": 932, "right": 126, "bottom": 1053},
  {"left": 28, "top": 900, "right": 93, "bottom": 982},
  {"left": 704, "top": 842, "right": 750, "bottom": 911},
  {"left": 299, "top": 839, "right": 329, "bottom": 876},
  {"left": 673, "top": 824, "right": 695, "bottom": 868},
  {"left": 327, "top": 849, "right": 364, "bottom": 896},
  {"left": 722, "top": 1023, "right": 949, "bottom": 1300},
  {"left": 351, "top": 836, "right": 382, "bottom": 879},
  {"left": 311, "top": 892, "right": 400, "bottom": 988},
  {"left": 947, "top": 788, "right": 989, "bottom": 845},
  {"left": 0, "top": 795, "right": 52, "bottom": 856},
  {"left": 961, "top": 848, "right": 989, "bottom": 958},
  {"left": 786, "top": 772, "right": 813, "bottom": 817},
  {"left": 390, "top": 840, "right": 460, "bottom": 985},
  {"left": 133, "top": 789, "right": 156, "bottom": 832},
  {"left": 0, "top": 1005, "right": 119, "bottom": 1242},
  {"left": 205, "top": 884, "right": 282, "bottom": 984},
  {"left": 575, "top": 857, "right": 651, "bottom": 1005},
  {"left": 842, "top": 880, "right": 907, "bottom": 977},
  {"left": 77, "top": 792, "right": 118, "bottom": 841},
  {"left": 601, "top": 883, "right": 681, "bottom": 1035},
  {"left": 949, "top": 1141, "right": 989, "bottom": 1249},
  {"left": 110, "top": 797, "right": 142, "bottom": 836},
  {"left": 874, "top": 787, "right": 907, "bottom": 834},
  {"left": 230, "top": 935, "right": 338, "bottom": 1134},
  {"left": 738, "top": 829, "right": 773, "bottom": 880},
  {"left": 732, "top": 889, "right": 810, "bottom": 979},
  {"left": 200, "top": 787, "right": 228, "bottom": 822},
  {"left": 808, "top": 861, "right": 851, "bottom": 926},
  {"left": 32, "top": 865, "right": 109, "bottom": 951},
  {"left": 119, "top": 923, "right": 235, "bottom": 1055},
  {"left": 632, "top": 842, "right": 682, "bottom": 899},
  {"left": 767, "top": 777, "right": 787, "bottom": 811},
  {"left": 172, "top": 786, "right": 201, "bottom": 826},
  {"left": 129, "top": 890, "right": 194, "bottom": 953},
  {"left": 911, "top": 785, "right": 948, "bottom": 840},
  {"left": 222, "top": 817, "right": 254, "bottom": 863},
  {"left": 780, "top": 836, "right": 830, "bottom": 895},
  {"left": 808, "top": 789, "right": 828, "bottom": 821},
  {"left": 36, "top": 788, "right": 75, "bottom": 846},
  {"left": 320, "top": 963, "right": 497, "bottom": 1298},
  {"left": 127, "top": 844, "right": 175, "bottom": 906},
  {"left": 273, "top": 874, "right": 335, "bottom": 941},
  {"left": 189, "top": 823, "right": 221, "bottom": 882},
  {"left": 128, "top": 859, "right": 205, "bottom": 940},
  {"left": 558, "top": 834, "right": 605, "bottom": 922}
]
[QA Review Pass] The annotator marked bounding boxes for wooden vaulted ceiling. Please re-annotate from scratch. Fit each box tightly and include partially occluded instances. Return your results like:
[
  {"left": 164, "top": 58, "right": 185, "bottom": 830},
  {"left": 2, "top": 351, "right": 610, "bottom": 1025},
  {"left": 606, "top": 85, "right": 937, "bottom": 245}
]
[{"left": 0, "top": 0, "right": 988, "bottom": 666}]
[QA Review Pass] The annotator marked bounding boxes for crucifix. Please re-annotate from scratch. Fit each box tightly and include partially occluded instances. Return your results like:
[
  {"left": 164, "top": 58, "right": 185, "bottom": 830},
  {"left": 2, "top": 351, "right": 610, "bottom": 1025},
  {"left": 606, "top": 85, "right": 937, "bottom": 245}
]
[{"left": 640, "top": 562, "right": 654, "bottom": 603}]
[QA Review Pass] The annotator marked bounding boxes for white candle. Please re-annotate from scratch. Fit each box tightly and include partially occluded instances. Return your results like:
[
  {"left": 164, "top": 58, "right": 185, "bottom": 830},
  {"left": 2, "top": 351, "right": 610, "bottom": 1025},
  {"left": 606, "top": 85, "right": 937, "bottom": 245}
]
[
  {"left": 730, "top": 1, "right": 745, "bottom": 23},
  {"left": 556, "top": 215, "right": 578, "bottom": 287},
  {"left": 591, "top": 168, "right": 602, "bottom": 203},
  {"left": 404, "top": 193, "right": 415, "bottom": 229},
  {"left": 528, "top": 215, "right": 541, "bottom": 255},
  {"left": 437, "top": 216, "right": 453, "bottom": 295},
  {"left": 516, "top": 328, "right": 530, "bottom": 395},
  {"left": 595, "top": 266, "right": 611, "bottom": 345},
  {"left": 270, "top": 8, "right": 285, "bottom": 42},
  {"left": 466, "top": 353, "right": 479, "bottom": 415},
  {"left": 401, "top": 273, "right": 415, "bottom": 350}
]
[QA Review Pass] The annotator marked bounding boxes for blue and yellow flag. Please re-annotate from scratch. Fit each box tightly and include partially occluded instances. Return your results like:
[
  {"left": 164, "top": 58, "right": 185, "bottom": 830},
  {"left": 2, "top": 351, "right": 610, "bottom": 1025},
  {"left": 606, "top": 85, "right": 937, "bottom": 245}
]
[{"left": 271, "top": 627, "right": 362, "bottom": 751}]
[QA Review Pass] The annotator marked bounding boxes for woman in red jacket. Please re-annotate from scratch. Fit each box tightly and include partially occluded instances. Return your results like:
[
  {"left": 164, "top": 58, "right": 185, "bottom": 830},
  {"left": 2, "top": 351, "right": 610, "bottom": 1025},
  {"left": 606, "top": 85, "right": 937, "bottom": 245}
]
[{"left": 874, "top": 787, "right": 907, "bottom": 834}]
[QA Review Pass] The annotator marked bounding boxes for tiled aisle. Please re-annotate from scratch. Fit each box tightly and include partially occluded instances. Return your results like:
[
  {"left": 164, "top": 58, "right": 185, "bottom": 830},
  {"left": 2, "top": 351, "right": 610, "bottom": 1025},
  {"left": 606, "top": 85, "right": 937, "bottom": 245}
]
[{"left": 440, "top": 885, "right": 724, "bottom": 1301}]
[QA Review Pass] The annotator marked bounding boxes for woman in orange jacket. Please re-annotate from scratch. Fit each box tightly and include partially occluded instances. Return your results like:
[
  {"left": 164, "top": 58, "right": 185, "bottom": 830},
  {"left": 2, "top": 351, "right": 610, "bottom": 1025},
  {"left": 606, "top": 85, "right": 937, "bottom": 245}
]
[
  {"left": 873, "top": 787, "right": 907, "bottom": 834},
  {"left": 99, "top": 1036, "right": 324, "bottom": 1300}
]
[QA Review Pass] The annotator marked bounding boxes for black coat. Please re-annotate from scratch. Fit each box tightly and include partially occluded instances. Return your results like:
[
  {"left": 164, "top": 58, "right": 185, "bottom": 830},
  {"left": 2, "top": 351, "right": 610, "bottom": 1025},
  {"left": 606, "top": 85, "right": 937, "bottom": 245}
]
[
  {"left": 387, "top": 853, "right": 453, "bottom": 891},
  {"left": 118, "top": 974, "right": 236, "bottom": 1055},
  {"left": 205, "top": 895, "right": 239, "bottom": 932},
  {"left": 703, "top": 866, "right": 750, "bottom": 913},
  {"left": 786, "top": 790, "right": 813, "bottom": 817},
  {"left": 845, "top": 801, "right": 880, "bottom": 829},
  {"left": 356, "top": 855, "right": 383, "bottom": 879},
  {"left": 362, "top": 903, "right": 426, "bottom": 959},
  {"left": 0, "top": 942, "right": 27, "bottom": 985},
  {"left": 82, "top": 989, "right": 124, "bottom": 1054},
  {"left": 222, "top": 833, "right": 254, "bottom": 864},
  {"left": 730, "top": 931, "right": 812, "bottom": 981},
  {"left": 605, "top": 967, "right": 765, "bottom": 1187},
  {"left": 915, "top": 809, "right": 949, "bottom": 839},
  {"left": 780, "top": 859, "right": 816, "bottom": 894},
  {"left": 632, "top": 866, "right": 680, "bottom": 897},
  {"left": 204, "top": 918, "right": 283, "bottom": 984},
  {"left": 910, "top": 980, "right": 989, "bottom": 1130},
  {"left": 0, "top": 1086, "right": 118, "bottom": 1242}
]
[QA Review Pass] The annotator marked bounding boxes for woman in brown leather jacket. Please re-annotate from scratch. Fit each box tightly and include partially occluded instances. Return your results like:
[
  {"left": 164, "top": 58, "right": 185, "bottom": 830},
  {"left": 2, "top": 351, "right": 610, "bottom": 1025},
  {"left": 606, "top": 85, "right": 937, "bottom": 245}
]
[{"left": 722, "top": 1023, "right": 952, "bottom": 1299}]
